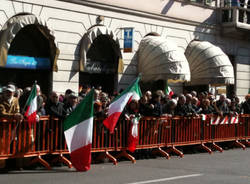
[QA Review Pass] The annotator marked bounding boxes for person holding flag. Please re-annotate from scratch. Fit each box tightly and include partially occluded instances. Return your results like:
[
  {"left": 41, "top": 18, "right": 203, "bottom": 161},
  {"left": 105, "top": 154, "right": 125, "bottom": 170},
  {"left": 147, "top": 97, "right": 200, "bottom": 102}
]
[
  {"left": 103, "top": 76, "right": 142, "bottom": 134},
  {"left": 64, "top": 89, "right": 94, "bottom": 171}
]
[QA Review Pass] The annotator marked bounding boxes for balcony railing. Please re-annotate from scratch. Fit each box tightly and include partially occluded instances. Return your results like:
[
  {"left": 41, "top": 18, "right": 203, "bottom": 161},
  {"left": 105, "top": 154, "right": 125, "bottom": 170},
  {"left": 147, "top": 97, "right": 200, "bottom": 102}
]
[{"left": 221, "top": 6, "right": 250, "bottom": 35}]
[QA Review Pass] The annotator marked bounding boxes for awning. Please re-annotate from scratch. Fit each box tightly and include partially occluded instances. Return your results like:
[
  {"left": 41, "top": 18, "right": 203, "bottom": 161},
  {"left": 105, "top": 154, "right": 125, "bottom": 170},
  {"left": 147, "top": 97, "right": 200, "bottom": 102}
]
[
  {"left": 0, "top": 14, "right": 59, "bottom": 71},
  {"left": 138, "top": 35, "right": 191, "bottom": 82},
  {"left": 185, "top": 40, "right": 234, "bottom": 85},
  {"left": 79, "top": 25, "right": 123, "bottom": 73}
]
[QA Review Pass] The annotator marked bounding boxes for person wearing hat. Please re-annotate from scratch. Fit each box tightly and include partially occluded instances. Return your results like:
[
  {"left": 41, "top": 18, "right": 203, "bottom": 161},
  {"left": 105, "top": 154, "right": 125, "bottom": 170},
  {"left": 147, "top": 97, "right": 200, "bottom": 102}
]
[
  {"left": 0, "top": 84, "right": 23, "bottom": 170},
  {"left": 0, "top": 84, "right": 23, "bottom": 121}
]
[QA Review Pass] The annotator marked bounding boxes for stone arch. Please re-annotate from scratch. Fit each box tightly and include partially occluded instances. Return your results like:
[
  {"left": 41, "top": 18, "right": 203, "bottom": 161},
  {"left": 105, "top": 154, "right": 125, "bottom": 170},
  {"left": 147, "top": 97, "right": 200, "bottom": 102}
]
[
  {"left": 79, "top": 25, "right": 123, "bottom": 73},
  {"left": 0, "top": 13, "right": 59, "bottom": 71}
]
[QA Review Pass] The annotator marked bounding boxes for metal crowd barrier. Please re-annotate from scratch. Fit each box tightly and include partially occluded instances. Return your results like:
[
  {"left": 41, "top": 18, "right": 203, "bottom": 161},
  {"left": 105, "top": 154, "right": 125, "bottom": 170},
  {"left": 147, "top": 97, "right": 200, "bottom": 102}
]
[
  {"left": 0, "top": 115, "right": 249, "bottom": 170},
  {"left": 0, "top": 116, "right": 51, "bottom": 169}
]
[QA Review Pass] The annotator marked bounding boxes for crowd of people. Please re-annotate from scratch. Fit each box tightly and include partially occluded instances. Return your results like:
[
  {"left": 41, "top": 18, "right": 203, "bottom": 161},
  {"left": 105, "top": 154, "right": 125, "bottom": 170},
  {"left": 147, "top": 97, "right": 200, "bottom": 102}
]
[{"left": 0, "top": 82, "right": 250, "bottom": 122}]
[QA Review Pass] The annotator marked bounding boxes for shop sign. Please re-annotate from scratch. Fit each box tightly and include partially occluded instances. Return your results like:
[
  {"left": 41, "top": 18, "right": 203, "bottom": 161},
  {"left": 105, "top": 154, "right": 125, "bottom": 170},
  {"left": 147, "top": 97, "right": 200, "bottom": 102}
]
[
  {"left": 6, "top": 55, "right": 51, "bottom": 69},
  {"left": 123, "top": 28, "right": 134, "bottom": 53},
  {"left": 85, "top": 60, "right": 116, "bottom": 73}
]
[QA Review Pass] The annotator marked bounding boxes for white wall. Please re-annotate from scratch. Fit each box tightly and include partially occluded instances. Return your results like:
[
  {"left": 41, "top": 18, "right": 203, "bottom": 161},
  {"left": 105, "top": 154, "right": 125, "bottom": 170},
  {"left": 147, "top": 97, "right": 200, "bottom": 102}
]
[{"left": 0, "top": 0, "right": 249, "bottom": 98}]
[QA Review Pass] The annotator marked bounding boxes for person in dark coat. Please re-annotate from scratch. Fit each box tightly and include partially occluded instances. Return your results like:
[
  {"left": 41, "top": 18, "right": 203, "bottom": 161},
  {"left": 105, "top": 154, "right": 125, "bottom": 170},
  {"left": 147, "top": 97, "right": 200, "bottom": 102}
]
[
  {"left": 175, "top": 95, "right": 187, "bottom": 116},
  {"left": 45, "top": 91, "right": 66, "bottom": 119},
  {"left": 215, "top": 94, "right": 230, "bottom": 116},
  {"left": 64, "top": 92, "right": 78, "bottom": 116},
  {"left": 242, "top": 94, "right": 250, "bottom": 114},
  {"left": 175, "top": 94, "right": 196, "bottom": 116},
  {"left": 149, "top": 93, "right": 163, "bottom": 117},
  {"left": 191, "top": 97, "right": 201, "bottom": 113},
  {"left": 200, "top": 99, "right": 214, "bottom": 115},
  {"left": 139, "top": 96, "right": 151, "bottom": 116},
  {"left": 163, "top": 99, "right": 177, "bottom": 116}
]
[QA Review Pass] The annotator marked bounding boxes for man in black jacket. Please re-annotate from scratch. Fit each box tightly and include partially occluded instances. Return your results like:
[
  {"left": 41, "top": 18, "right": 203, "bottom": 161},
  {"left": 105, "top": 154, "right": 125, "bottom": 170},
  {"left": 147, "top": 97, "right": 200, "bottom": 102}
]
[
  {"left": 242, "top": 94, "right": 250, "bottom": 114},
  {"left": 45, "top": 91, "right": 66, "bottom": 119},
  {"left": 149, "top": 93, "right": 162, "bottom": 117}
]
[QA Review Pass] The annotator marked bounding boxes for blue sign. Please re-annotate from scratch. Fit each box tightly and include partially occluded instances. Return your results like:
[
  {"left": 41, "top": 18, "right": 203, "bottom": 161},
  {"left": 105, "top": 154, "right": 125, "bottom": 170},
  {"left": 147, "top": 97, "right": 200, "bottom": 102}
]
[
  {"left": 123, "top": 28, "right": 133, "bottom": 53},
  {"left": 6, "top": 55, "right": 51, "bottom": 70}
]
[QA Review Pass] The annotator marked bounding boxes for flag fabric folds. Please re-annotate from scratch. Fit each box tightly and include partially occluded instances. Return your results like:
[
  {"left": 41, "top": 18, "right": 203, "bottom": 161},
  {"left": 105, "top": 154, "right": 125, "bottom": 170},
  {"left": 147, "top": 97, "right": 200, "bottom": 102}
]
[
  {"left": 24, "top": 83, "right": 37, "bottom": 127},
  {"left": 103, "top": 77, "right": 142, "bottom": 133},
  {"left": 128, "top": 117, "right": 140, "bottom": 152},
  {"left": 165, "top": 82, "right": 174, "bottom": 98},
  {"left": 210, "top": 115, "right": 239, "bottom": 125},
  {"left": 64, "top": 89, "right": 94, "bottom": 172}
]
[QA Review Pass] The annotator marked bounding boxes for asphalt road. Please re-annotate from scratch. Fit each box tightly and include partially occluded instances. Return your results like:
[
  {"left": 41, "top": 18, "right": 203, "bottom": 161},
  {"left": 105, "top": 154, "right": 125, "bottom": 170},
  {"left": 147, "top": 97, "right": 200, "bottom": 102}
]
[{"left": 0, "top": 148, "right": 250, "bottom": 184}]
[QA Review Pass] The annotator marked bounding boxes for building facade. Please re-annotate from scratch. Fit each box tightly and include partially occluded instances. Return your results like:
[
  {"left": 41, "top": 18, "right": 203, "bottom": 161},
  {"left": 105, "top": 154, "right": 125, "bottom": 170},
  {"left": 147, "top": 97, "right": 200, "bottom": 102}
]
[{"left": 0, "top": 0, "right": 249, "bottom": 100}]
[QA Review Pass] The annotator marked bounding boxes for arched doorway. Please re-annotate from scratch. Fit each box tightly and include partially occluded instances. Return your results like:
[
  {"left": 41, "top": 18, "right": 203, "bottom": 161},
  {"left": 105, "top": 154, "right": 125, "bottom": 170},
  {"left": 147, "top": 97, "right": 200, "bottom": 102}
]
[
  {"left": 0, "top": 14, "right": 59, "bottom": 95},
  {"left": 0, "top": 24, "right": 52, "bottom": 95},
  {"left": 79, "top": 26, "right": 123, "bottom": 95}
]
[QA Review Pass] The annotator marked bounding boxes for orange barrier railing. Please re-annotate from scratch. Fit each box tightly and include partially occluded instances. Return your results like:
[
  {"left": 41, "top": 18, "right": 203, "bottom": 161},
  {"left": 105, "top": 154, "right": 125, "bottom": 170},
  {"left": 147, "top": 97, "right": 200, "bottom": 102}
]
[
  {"left": 167, "top": 116, "right": 212, "bottom": 157},
  {"left": 0, "top": 116, "right": 51, "bottom": 169},
  {"left": 0, "top": 115, "right": 249, "bottom": 170}
]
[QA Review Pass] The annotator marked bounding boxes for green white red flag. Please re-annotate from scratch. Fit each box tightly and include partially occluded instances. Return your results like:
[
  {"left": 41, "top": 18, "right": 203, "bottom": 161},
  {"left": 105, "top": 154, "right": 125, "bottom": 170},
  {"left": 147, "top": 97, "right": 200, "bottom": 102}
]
[
  {"left": 103, "top": 76, "right": 142, "bottom": 133},
  {"left": 64, "top": 89, "right": 94, "bottom": 171},
  {"left": 24, "top": 83, "right": 37, "bottom": 126},
  {"left": 128, "top": 116, "right": 140, "bottom": 152},
  {"left": 165, "top": 82, "right": 174, "bottom": 98}
]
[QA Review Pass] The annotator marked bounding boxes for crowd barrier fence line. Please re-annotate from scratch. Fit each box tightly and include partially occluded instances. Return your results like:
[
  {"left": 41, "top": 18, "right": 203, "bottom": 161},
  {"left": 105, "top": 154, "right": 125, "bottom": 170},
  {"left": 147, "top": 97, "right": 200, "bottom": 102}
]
[{"left": 0, "top": 114, "right": 249, "bottom": 169}]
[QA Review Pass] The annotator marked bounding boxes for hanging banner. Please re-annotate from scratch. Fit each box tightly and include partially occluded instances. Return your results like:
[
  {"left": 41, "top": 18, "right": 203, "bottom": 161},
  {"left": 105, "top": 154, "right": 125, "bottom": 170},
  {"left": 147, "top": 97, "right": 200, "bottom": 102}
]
[
  {"left": 5, "top": 55, "right": 51, "bottom": 69},
  {"left": 123, "top": 28, "right": 134, "bottom": 53}
]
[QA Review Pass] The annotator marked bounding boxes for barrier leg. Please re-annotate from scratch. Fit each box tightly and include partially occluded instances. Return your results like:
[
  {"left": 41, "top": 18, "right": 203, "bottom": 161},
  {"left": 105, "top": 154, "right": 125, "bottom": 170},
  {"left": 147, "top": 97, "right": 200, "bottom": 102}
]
[
  {"left": 52, "top": 154, "right": 72, "bottom": 168},
  {"left": 116, "top": 150, "right": 136, "bottom": 164},
  {"left": 168, "top": 146, "right": 184, "bottom": 158},
  {"left": 30, "top": 155, "right": 51, "bottom": 170},
  {"left": 95, "top": 151, "right": 117, "bottom": 165},
  {"left": 244, "top": 139, "right": 250, "bottom": 146},
  {"left": 200, "top": 143, "right": 212, "bottom": 154},
  {"left": 234, "top": 140, "right": 246, "bottom": 150},
  {"left": 152, "top": 147, "right": 170, "bottom": 160},
  {"left": 211, "top": 142, "right": 223, "bottom": 153}
]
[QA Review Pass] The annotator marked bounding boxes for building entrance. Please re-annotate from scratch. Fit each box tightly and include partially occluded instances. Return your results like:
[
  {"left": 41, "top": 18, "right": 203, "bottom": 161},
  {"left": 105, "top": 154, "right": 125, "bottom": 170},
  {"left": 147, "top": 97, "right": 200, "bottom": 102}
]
[
  {"left": 79, "top": 34, "right": 120, "bottom": 94},
  {"left": 0, "top": 24, "right": 52, "bottom": 95}
]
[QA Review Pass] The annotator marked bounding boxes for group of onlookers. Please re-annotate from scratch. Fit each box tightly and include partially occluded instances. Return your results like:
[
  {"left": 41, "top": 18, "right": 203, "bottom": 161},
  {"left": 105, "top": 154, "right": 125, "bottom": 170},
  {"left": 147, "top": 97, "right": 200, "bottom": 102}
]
[
  {"left": 123, "top": 90, "right": 250, "bottom": 119},
  {"left": 1, "top": 83, "right": 250, "bottom": 123}
]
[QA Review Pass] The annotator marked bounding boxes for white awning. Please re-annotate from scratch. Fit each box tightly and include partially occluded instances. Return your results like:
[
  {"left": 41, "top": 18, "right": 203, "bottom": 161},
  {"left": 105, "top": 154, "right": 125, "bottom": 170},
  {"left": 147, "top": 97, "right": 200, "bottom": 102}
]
[
  {"left": 0, "top": 14, "right": 59, "bottom": 71},
  {"left": 138, "top": 35, "right": 191, "bottom": 82},
  {"left": 79, "top": 25, "right": 123, "bottom": 73},
  {"left": 185, "top": 40, "right": 234, "bottom": 85}
]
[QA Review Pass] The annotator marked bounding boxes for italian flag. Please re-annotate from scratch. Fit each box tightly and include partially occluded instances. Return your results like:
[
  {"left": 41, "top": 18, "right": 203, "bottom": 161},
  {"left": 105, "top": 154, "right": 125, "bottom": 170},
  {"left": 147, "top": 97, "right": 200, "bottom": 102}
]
[
  {"left": 103, "top": 77, "right": 142, "bottom": 133},
  {"left": 201, "top": 114, "right": 207, "bottom": 121},
  {"left": 64, "top": 89, "right": 94, "bottom": 171},
  {"left": 210, "top": 115, "right": 220, "bottom": 125},
  {"left": 165, "top": 82, "right": 174, "bottom": 98},
  {"left": 128, "top": 116, "right": 140, "bottom": 152},
  {"left": 24, "top": 83, "right": 37, "bottom": 126},
  {"left": 220, "top": 116, "right": 229, "bottom": 125},
  {"left": 230, "top": 116, "right": 239, "bottom": 124}
]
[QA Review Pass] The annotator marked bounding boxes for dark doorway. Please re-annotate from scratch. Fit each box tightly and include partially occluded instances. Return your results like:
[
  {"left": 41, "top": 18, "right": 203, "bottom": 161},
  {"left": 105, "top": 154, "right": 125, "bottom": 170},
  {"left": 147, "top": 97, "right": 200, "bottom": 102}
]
[
  {"left": 184, "top": 85, "right": 209, "bottom": 94},
  {"left": 0, "top": 24, "right": 52, "bottom": 95},
  {"left": 140, "top": 80, "right": 165, "bottom": 94},
  {"left": 79, "top": 34, "right": 120, "bottom": 94}
]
